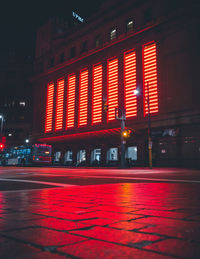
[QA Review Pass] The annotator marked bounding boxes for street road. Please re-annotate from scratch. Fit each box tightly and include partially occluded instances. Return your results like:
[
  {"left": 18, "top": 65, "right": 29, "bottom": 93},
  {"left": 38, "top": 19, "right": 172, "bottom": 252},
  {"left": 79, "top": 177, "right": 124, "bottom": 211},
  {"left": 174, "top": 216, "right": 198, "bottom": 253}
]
[
  {"left": 0, "top": 167, "right": 200, "bottom": 258},
  {"left": 1, "top": 167, "right": 200, "bottom": 191}
]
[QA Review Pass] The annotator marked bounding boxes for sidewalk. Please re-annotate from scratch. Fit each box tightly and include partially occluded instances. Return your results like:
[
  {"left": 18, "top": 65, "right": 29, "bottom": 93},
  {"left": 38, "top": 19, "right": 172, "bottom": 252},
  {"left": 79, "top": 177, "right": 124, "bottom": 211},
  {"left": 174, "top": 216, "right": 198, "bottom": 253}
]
[{"left": 0, "top": 181, "right": 200, "bottom": 258}]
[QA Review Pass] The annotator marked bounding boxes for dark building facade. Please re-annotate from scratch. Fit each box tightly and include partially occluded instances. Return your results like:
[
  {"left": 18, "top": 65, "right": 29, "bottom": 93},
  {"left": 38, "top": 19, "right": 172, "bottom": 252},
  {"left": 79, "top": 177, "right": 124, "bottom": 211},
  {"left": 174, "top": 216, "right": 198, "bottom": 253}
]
[
  {"left": 0, "top": 50, "right": 32, "bottom": 147},
  {"left": 32, "top": 0, "right": 200, "bottom": 168}
]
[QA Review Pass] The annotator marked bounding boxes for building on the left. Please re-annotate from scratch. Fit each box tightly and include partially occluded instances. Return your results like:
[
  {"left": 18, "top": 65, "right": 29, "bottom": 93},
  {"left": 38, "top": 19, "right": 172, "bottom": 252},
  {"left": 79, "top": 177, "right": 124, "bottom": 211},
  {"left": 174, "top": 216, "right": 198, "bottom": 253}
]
[{"left": 0, "top": 50, "right": 32, "bottom": 148}]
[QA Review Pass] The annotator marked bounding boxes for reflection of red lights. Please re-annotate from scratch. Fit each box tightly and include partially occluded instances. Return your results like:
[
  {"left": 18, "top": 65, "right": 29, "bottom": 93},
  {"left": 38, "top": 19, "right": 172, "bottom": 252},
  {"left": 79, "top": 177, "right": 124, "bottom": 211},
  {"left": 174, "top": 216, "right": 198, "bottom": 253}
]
[
  {"left": 92, "top": 64, "right": 102, "bottom": 124},
  {"left": 39, "top": 127, "right": 121, "bottom": 142},
  {"left": 143, "top": 42, "right": 159, "bottom": 116},
  {"left": 108, "top": 58, "right": 118, "bottom": 121},
  {"left": 66, "top": 74, "right": 76, "bottom": 129},
  {"left": 124, "top": 50, "right": 137, "bottom": 118},
  {"left": 79, "top": 69, "right": 88, "bottom": 127},
  {"left": 45, "top": 83, "right": 54, "bottom": 132},
  {"left": 55, "top": 79, "right": 64, "bottom": 131}
]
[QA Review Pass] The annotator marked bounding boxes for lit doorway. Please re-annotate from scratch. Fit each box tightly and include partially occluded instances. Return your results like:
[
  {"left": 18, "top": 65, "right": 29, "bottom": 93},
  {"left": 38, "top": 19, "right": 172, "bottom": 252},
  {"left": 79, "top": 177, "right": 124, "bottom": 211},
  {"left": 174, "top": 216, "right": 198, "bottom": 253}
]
[
  {"left": 106, "top": 147, "right": 118, "bottom": 165},
  {"left": 64, "top": 150, "right": 73, "bottom": 165},
  {"left": 125, "top": 146, "right": 137, "bottom": 167},
  {"left": 76, "top": 149, "right": 86, "bottom": 166},
  {"left": 91, "top": 149, "right": 101, "bottom": 166}
]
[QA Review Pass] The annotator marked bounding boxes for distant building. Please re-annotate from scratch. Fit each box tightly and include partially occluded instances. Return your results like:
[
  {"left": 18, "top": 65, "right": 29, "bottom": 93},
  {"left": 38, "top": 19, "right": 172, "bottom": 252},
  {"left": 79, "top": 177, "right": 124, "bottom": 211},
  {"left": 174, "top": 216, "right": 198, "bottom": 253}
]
[
  {"left": 32, "top": 0, "right": 200, "bottom": 168},
  {"left": 0, "top": 50, "right": 32, "bottom": 147}
]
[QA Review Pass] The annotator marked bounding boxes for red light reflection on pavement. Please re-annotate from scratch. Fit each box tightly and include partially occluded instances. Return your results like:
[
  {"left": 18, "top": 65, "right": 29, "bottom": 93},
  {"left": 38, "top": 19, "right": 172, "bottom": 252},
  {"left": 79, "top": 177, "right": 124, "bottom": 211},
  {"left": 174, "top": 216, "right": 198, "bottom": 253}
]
[{"left": 0, "top": 182, "right": 200, "bottom": 258}]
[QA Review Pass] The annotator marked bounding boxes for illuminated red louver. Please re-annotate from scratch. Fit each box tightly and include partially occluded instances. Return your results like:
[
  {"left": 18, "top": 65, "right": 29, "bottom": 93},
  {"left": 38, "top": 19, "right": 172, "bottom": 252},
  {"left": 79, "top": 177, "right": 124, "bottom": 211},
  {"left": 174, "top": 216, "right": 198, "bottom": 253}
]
[
  {"left": 124, "top": 50, "right": 137, "bottom": 118},
  {"left": 92, "top": 64, "right": 102, "bottom": 124},
  {"left": 66, "top": 74, "right": 76, "bottom": 129},
  {"left": 79, "top": 69, "right": 88, "bottom": 126},
  {"left": 143, "top": 42, "right": 159, "bottom": 115},
  {"left": 45, "top": 83, "right": 54, "bottom": 132},
  {"left": 107, "top": 58, "right": 118, "bottom": 121},
  {"left": 55, "top": 79, "right": 64, "bottom": 131}
]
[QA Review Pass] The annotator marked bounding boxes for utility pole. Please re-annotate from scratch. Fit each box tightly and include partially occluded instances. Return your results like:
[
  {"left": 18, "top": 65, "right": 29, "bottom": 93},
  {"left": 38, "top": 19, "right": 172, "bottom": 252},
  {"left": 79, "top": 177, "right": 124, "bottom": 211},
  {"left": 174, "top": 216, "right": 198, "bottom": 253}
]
[{"left": 115, "top": 108, "right": 126, "bottom": 168}]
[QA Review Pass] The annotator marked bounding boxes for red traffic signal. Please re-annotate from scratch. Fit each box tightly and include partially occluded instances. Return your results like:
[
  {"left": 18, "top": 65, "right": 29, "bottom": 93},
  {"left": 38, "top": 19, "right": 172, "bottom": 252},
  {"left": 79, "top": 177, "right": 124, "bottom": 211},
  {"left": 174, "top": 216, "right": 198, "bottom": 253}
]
[{"left": 0, "top": 143, "right": 5, "bottom": 150}]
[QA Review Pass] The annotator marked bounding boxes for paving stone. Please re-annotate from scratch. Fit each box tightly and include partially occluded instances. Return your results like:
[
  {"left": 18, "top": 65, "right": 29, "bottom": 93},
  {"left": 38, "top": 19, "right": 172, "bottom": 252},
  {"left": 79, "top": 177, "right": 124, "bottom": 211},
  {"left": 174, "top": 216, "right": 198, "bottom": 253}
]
[
  {"left": 132, "top": 216, "right": 198, "bottom": 228},
  {"left": 145, "top": 238, "right": 200, "bottom": 258},
  {"left": 109, "top": 221, "right": 151, "bottom": 231},
  {"left": 58, "top": 239, "right": 171, "bottom": 259},
  {"left": 70, "top": 226, "right": 161, "bottom": 245},
  {"left": 133, "top": 209, "right": 189, "bottom": 219},
  {"left": 33, "top": 217, "right": 94, "bottom": 230},
  {"left": 139, "top": 224, "right": 200, "bottom": 241},
  {"left": 4, "top": 228, "right": 87, "bottom": 247},
  {"left": 0, "top": 239, "right": 42, "bottom": 258}
]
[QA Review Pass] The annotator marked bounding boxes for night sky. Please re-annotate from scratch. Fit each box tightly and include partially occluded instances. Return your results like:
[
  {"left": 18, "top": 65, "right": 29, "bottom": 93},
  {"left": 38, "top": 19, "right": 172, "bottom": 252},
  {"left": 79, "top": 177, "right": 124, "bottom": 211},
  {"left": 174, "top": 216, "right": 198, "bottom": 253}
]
[{"left": 0, "top": 0, "right": 105, "bottom": 57}]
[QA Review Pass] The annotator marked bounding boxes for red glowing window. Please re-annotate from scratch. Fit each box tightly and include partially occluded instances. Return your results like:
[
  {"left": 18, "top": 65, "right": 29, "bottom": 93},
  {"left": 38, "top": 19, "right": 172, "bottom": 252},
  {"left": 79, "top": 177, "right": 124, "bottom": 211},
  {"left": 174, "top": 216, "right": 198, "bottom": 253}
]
[
  {"left": 143, "top": 42, "right": 159, "bottom": 115},
  {"left": 124, "top": 50, "right": 137, "bottom": 118},
  {"left": 92, "top": 64, "right": 102, "bottom": 124},
  {"left": 45, "top": 83, "right": 54, "bottom": 133},
  {"left": 79, "top": 69, "right": 88, "bottom": 127},
  {"left": 66, "top": 74, "right": 76, "bottom": 129},
  {"left": 55, "top": 79, "right": 64, "bottom": 131},
  {"left": 107, "top": 58, "right": 118, "bottom": 121}
]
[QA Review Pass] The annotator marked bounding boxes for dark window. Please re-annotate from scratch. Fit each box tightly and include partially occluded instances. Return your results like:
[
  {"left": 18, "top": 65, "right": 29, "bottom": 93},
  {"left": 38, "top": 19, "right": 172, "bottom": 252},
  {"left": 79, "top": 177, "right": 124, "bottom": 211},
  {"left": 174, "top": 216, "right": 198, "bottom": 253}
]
[
  {"left": 49, "top": 57, "right": 54, "bottom": 67},
  {"left": 81, "top": 41, "right": 88, "bottom": 53},
  {"left": 110, "top": 28, "right": 117, "bottom": 40},
  {"left": 70, "top": 47, "right": 76, "bottom": 58},
  {"left": 95, "top": 35, "right": 101, "bottom": 48},
  {"left": 126, "top": 20, "right": 134, "bottom": 32},
  {"left": 144, "top": 8, "right": 152, "bottom": 24},
  {"left": 60, "top": 52, "right": 65, "bottom": 63}
]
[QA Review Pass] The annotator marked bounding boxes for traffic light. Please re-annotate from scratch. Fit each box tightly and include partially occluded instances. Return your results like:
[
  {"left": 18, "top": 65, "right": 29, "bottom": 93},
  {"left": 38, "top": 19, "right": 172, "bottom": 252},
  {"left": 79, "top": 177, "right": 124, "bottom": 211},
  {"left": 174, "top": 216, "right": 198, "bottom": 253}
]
[
  {"left": 122, "top": 129, "right": 132, "bottom": 138},
  {"left": 0, "top": 143, "right": 5, "bottom": 151},
  {"left": 103, "top": 102, "right": 108, "bottom": 112}
]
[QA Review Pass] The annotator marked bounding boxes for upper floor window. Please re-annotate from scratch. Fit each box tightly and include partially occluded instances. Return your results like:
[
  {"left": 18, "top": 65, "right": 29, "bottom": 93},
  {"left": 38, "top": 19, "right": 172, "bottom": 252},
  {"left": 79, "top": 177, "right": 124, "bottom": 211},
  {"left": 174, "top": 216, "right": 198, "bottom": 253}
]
[
  {"left": 49, "top": 57, "right": 54, "bottom": 68},
  {"left": 110, "top": 28, "right": 117, "bottom": 40},
  {"left": 95, "top": 35, "right": 101, "bottom": 48},
  {"left": 70, "top": 47, "right": 76, "bottom": 58},
  {"left": 60, "top": 52, "right": 65, "bottom": 63},
  {"left": 144, "top": 8, "right": 152, "bottom": 24},
  {"left": 81, "top": 41, "right": 88, "bottom": 53},
  {"left": 126, "top": 20, "right": 134, "bottom": 32}
]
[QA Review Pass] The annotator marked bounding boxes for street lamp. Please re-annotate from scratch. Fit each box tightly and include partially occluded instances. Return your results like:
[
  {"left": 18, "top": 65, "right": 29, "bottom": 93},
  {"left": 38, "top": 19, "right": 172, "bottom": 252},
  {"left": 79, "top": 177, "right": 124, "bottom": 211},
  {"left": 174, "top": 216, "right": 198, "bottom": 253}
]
[
  {"left": 135, "top": 82, "right": 152, "bottom": 168},
  {"left": 0, "top": 115, "right": 4, "bottom": 135}
]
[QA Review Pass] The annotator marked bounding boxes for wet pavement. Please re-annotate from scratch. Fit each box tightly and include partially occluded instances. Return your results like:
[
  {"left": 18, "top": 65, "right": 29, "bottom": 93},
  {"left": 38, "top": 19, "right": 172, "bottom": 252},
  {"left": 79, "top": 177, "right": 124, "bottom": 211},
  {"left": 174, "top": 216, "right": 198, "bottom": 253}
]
[{"left": 0, "top": 171, "right": 200, "bottom": 258}]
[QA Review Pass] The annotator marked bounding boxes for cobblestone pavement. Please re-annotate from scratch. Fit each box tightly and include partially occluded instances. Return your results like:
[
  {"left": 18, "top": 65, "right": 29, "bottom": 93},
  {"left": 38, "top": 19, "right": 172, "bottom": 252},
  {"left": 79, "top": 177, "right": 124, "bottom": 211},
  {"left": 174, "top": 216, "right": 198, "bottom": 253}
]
[{"left": 0, "top": 182, "right": 200, "bottom": 258}]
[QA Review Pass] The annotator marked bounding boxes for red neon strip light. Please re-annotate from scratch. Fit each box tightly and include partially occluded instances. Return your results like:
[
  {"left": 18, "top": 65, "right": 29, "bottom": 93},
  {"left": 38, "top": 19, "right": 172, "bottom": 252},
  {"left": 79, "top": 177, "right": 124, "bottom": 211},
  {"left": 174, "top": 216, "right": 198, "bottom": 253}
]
[
  {"left": 66, "top": 74, "right": 76, "bottom": 128},
  {"left": 143, "top": 42, "right": 159, "bottom": 116},
  {"left": 92, "top": 64, "right": 102, "bottom": 124},
  {"left": 107, "top": 58, "right": 118, "bottom": 121},
  {"left": 55, "top": 79, "right": 64, "bottom": 131},
  {"left": 79, "top": 69, "right": 88, "bottom": 126},
  {"left": 45, "top": 83, "right": 54, "bottom": 133},
  {"left": 124, "top": 50, "right": 137, "bottom": 118}
]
